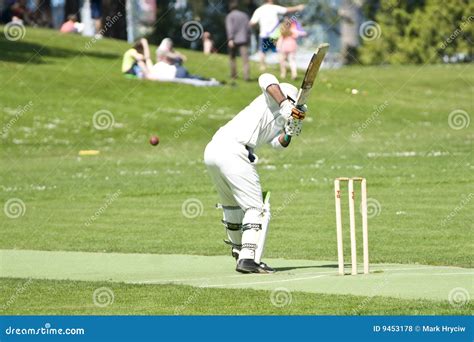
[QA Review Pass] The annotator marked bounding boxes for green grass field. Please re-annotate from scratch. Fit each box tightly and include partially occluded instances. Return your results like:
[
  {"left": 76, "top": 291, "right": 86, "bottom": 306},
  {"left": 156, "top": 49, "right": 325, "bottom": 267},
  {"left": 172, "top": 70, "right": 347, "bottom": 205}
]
[{"left": 0, "top": 27, "right": 472, "bottom": 315}]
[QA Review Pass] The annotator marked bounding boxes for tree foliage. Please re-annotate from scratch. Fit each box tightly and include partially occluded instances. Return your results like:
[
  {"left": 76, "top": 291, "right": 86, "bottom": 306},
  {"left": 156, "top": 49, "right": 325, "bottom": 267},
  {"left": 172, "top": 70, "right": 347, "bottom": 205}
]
[
  {"left": 151, "top": 0, "right": 227, "bottom": 51},
  {"left": 359, "top": 0, "right": 473, "bottom": 64}
]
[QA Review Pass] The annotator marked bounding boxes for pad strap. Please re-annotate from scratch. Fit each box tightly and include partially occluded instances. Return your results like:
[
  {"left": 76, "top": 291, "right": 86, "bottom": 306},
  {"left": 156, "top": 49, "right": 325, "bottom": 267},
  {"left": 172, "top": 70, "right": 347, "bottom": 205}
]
[
  {"left": 224, "top": 239, "right": 242, "bottom": 249},
  {"left": 242, "top": 223, "right": 262, "bottom": 231},
  {"left": 242, "top": 243, "right": 257, "bottom": 250},
  {"left": 222, "top": 220, "right": 242, "bottom": 231}
]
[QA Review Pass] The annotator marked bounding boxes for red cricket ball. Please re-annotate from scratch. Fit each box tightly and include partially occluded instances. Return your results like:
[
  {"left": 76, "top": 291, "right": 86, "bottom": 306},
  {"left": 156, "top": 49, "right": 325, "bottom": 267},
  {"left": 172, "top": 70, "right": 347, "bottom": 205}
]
[{"left": 150, "top": 135, "right": 160, "bottom": 146}]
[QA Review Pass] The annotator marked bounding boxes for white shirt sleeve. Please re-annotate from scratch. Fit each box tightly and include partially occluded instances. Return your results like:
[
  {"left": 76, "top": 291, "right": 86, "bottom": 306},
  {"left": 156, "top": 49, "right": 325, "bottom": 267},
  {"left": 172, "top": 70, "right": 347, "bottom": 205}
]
[
  {"left": 273, "top": 5, "right": 287, "bottom": 15},
  {"left": 258, "top": 73, "right": 279, "bottom": 93},
  {"left": 250, "top": 8, "right": 260, "bottom": 25},
  {"left": 270, "top": 134, "right": 285, "bottom": 149}
]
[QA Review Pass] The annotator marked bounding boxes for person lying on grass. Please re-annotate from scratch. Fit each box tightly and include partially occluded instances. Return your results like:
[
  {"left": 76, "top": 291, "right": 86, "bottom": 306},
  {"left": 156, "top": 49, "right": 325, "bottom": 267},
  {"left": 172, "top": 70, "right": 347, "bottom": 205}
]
[{"left": 151, "top": 37, "right": 216, "bottom": 82}]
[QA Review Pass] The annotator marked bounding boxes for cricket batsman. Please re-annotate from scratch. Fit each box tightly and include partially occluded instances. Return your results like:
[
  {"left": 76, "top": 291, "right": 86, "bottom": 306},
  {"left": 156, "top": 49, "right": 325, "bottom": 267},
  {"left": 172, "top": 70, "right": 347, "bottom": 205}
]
[{"left": 204, "top": 73, "right": 306, "bottom": 273}]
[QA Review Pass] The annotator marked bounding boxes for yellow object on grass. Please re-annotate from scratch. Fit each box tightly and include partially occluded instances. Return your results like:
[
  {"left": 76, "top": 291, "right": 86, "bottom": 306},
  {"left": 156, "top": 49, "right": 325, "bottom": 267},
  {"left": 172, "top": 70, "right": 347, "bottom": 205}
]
[{"left": 78, "top": 150, "right": 100, "bottom": 156}]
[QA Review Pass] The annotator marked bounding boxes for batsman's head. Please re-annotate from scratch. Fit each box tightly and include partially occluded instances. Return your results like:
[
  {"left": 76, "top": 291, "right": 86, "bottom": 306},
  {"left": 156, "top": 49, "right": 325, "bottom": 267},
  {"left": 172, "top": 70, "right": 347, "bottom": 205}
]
[{"left": 280, "top": 83, "right": 298, "bottom": 104}]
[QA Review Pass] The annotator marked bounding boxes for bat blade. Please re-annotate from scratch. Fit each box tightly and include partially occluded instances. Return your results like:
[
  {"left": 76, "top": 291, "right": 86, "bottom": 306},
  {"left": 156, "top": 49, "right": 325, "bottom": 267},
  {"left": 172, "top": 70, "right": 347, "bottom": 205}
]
[{"left": 296, "top": 43, "right": 329, "bottom": 107}]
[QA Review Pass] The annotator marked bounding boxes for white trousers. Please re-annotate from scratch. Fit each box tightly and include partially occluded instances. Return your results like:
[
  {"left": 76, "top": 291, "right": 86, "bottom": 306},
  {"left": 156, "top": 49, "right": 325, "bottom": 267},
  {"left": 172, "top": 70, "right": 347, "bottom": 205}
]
[{"left": 204, "top": 140, "right": 263, "bottom": 211}]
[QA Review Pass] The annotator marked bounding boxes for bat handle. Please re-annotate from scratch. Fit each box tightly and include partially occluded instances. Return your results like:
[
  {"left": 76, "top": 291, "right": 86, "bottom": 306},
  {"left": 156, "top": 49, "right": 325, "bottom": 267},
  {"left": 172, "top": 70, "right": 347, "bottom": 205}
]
[
  {"left": 296, "top": 104, "right": 305, "bottom": 111},
  {"left": 291, "top": 107, "right": 306, "bottom": 119}
]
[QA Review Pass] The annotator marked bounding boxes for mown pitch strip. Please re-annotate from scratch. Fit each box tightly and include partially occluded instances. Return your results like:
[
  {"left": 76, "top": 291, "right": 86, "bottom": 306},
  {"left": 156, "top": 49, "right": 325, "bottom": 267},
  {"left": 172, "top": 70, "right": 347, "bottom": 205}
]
[{"left": 1, "top": 249, "right": 472, "bottom": 301}]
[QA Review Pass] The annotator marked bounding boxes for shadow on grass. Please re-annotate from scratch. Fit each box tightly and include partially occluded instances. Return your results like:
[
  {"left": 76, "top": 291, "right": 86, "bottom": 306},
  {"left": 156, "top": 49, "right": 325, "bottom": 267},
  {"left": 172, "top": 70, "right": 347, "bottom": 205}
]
[
  {"left": 275, "top": 264, "right": 339, "bottom": 272},
  {"left": 0, "top": 39, "right": 120, "bottom": 64}
]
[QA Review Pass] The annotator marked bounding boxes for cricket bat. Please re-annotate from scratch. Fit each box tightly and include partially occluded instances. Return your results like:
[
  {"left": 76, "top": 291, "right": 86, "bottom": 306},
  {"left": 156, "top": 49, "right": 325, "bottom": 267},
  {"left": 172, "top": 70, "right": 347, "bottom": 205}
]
[{"left": 295, "top": 43, "right": 329, "bottom": 109}]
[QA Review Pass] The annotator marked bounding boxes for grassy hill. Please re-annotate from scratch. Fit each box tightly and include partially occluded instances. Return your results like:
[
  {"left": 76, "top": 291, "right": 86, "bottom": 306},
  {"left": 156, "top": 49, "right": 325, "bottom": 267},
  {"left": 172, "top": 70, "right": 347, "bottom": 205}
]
[{"left": 0, "top": 27, "right": 472, "bottom": 315}]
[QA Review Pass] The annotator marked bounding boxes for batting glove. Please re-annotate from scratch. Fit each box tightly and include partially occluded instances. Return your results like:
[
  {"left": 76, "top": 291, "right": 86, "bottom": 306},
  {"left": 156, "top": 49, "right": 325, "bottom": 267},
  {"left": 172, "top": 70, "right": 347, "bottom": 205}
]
[
  {"left": 280, "top": 99, "right": 306, "bottom": 119},
  {"left": 285, "top": 117, "right": 303, "bottom": 136}
]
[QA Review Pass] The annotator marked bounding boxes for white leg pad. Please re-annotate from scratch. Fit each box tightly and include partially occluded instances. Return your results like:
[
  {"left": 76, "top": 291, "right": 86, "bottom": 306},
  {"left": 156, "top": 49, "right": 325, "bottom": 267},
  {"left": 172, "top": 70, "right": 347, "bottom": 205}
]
[
  {"left": 239, "top": 207, "right": 263, "bottom": 260},
  {"left": 222, "top": 206, "right": 244, "bottom": 247}
]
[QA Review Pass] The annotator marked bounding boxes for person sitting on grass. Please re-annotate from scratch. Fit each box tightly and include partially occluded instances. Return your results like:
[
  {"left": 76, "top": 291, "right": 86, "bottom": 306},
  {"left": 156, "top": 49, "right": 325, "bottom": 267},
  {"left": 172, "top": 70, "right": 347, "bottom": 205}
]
[
  {"left": 156, "top": 37, "right": 187, "bottom": 65},
  {"left": 9, "top": 0, "right": 33, "bottom": 25},
  {"left": 155, "top": 37, "right": 193, "bottom": 78},
  {"left": 60, "top": 15, "right": 83, "bottom": 34},
  {"left": 121, "top": 38, "right": 153, "bottom": 79},
  {"left": 151, "top": 37, "right": 215, "bottom": 81}
]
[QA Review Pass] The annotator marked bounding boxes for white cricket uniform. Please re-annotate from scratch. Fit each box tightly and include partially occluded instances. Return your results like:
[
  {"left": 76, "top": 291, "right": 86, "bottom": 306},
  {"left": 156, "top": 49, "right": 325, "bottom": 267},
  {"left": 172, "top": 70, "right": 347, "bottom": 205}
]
[{"left": 204, "top": 74, "right": 297, "bottom": 211}]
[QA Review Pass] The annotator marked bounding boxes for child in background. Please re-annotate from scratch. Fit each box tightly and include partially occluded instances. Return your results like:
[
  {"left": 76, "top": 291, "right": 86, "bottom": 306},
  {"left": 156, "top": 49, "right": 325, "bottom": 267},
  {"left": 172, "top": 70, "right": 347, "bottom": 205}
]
[
  {"left": 202, "top": 32, "right": 215, "bottom": 55},
  {"left": 276, "top": 19, "right": 306, "bottom": 80}
]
